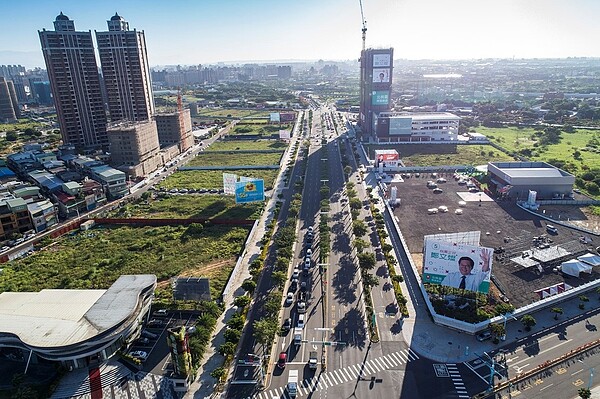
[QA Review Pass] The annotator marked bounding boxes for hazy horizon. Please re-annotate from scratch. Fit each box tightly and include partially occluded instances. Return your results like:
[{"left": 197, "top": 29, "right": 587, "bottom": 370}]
[{"left": 3, "top": 0, "right": 600, "bottom": 70}]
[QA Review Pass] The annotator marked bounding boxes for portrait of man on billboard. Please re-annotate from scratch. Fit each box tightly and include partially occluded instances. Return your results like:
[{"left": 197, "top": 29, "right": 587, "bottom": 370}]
[
  {"left": 372, "top": 68, "right": 390, "bottom": 83},
  {"left": 441, "top": 248, "right": 491, "bottom": 291}
]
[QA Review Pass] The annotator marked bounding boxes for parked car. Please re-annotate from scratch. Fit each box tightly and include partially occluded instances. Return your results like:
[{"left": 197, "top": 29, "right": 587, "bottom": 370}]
[
  {"left": 137, "top": 337, "right": 150, "bottom": 345},
  {"left": 130, "top": 350, "right": 148, "bottom": 361},
  {"left": 282, "top": 318, "right": 292, "bottom": 333},
  {"left": 476, "top": 330, "right": 492, "bottom": 342},
  {"left": 286, "top": 292, "right": 294, "bottom": 305},
  {"left": 546, "top": 225, "right": 558, "bottom": 234},
  {"left": 292, "top": 269, "right": 300, "bottom": 279},
  {"left": 147, "top": 319, "right": 164, "bottom": 327},
  {"left": 277, "top": 352, "right": 287, "bottom": 369},
  {"left": 297, "top": 301, "right": 306, "bottom": 314},
  {"left": 153, "top": 309, "right": 168, "bottom": 317}
]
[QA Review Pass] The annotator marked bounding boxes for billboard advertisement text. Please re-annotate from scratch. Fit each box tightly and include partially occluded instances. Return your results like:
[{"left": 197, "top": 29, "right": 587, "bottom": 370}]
[
  {"left": 423, "top": 240, "right": 493, "bottom": 293},
  {"left": 373, "top": 53, "right": 391, "bottom": 67},
  {"left": 223, "top": 173, "right": 237, "bottom": 195},
  {"left": 371, "top": 91, "right": 390, "bottom": 106}
]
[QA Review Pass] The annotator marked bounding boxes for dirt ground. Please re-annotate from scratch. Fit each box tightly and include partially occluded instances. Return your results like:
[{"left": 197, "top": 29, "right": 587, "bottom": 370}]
[{"left": 535, "top": 205, "right": 600, "bottom": 235}]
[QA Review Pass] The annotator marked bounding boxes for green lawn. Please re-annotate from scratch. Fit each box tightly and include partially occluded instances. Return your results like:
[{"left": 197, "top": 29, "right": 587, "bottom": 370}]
[
  {"left": 187, "top": 152, "right": 282, "bottom": 167},
  {"left": 113, "top": 195, "right": 262, "bottom": 220},
  {"left": 157, "top": 169, "right": 279, "bottom": 190},
  {"left": 479, "top": 126, "right": 600, "bottom": 174},
  {"left": 0, "top": 224, "right": 250, "bottom": 299},
  {"left": 197, "top": 109, "right": 273, "bottom": 119},
  {"left": 207, "top": 140, "right": 288, "bottom": 151}
]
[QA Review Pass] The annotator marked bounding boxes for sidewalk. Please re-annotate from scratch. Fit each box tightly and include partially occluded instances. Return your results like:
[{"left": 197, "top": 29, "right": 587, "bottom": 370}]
[{"left": 185, "top": 118, "right": 304, "bottom": 399}]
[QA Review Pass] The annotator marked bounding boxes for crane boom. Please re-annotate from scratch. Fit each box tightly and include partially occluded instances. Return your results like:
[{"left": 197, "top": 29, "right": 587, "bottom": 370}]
[{"left": 359, "top": 0, "right": 367, "bottom": 50}]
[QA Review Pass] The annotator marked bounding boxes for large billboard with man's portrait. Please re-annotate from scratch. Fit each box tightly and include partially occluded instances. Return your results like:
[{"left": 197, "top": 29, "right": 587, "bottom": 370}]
[{"left": 423, "top": 239, "right": 494, "bottom": 293}]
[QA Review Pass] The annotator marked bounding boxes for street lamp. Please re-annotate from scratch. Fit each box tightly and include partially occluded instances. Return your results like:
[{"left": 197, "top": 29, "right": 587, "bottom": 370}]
[{"left": 501, "top": 312, "right": 517, "bottom": 341}]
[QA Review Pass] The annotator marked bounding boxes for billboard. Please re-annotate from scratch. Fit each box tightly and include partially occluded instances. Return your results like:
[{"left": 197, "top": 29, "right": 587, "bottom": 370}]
[
  {"left": 372, "top": 68, "right": 390, "bottom": 83},
  {"left": 371, "top": 91, "right": 390, "bottom": 106},
  {"left": 373, "top": 53, "right": 391, "bottom": 67},
  {"left": 269, "top": 113, "right": 280, "bottom": 123},
  {"left": 374, "top": 150, "right": 399, "bottom": 161},
  {"left": 223, "top": 173, "right": 237, "bottom": 195},
  {"left": 235, "top": 179, "right": 264, "bottom": 203},
  {"left": 423, "top": 240, "right": 493, "bottom": 293},
  {"left": 279, "top": 130, "right": 291, "bottom": 140},
  {"left": 389, "top": 116, "right": 413, "bottom": 136}
]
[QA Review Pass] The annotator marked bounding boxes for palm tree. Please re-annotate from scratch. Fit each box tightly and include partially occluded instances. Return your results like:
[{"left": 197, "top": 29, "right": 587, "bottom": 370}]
[
  {"left": 578, "top": 387, "right": 591, "bottom": 399},
  {"left": 551, "top": 307, "right": 563, "bottom": 320}
]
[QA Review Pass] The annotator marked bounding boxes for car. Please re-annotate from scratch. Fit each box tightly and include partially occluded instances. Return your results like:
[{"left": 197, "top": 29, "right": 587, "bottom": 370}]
[
  {"left": 438, "top": 206, "right": 449, "bottom": 213},
  {"left": 129, "top": 350, "right": 148, "bottom": 361},
  {"left": 147, "top": 319, "right": 165, "bottom": 327},
  {"left": 153, "top": 309, "right": 168, "bottom": 317},
  {"left": 137, "top": 337, "right": 150, "bottom": 345},
  {"left": 285, "top": 292, "right": 294, "bottom": 305},
  {"left": 282, "top": 318, "right": 292, "bottom": 332},
  {"left": 427, "top": 208, "right": 439, "bottom": 214},
  {"left": 433, "top": 188, "right": 443, "bottom": 194},
  {"left": 297, "top": 299, "right": 307, "bottom": 313},
  {"left": 292, "top": 269, "right": 300, "bottom": 279},
  {"left": 306, "top": 248, "right": 312, "bottom": 257},
  {"left": 290, "top": 279, "right": 298, "bottom": 292},
  {"left": 277, "top": 352, "right": 287, "bottom": 369},
  {"left": 469, "top": 187, "right": 479, "bottom": 193},
  {"left": 300, "top": 281, "right": 307, "bottom": 292},
  {"left": 476, "top": 330, "right": 493, "bottom": 342},
  {"left": 455, "top": 209, "right": 464, "bottom": 215},
  {"left": 308, "top": 226, "right": 314, "bottom": 233},
  {"left": 546, "top": 225, "right": 558, "bottom": 234},
  {"left": 186, "top": 325, "right": 197, "bottom": 334},
  {"left": 297, "top": 314, "right": 305, "bottom": 329},
  {"left": 304, "top": 258, "right": 311, "bottom": 269},
  {"left": 141, "top": 330, "right": 158, "bottom": 340}
]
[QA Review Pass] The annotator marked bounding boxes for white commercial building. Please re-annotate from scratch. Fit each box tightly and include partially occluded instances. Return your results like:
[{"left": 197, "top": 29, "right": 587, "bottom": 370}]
[{"left": 374, "top": 112, "right": 461, "bottom": 142}]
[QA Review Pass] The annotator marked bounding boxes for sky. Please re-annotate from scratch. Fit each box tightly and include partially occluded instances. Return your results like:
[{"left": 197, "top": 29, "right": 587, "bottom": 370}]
[{"left": 2, "top": 0, "right": 600, "bottom": 69}]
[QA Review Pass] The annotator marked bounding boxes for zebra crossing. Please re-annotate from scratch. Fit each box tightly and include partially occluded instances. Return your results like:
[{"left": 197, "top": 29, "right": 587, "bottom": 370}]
[
  {"left": 256, "top": 348, "right": 419, "bottom": 398},
  {"left": 446, "top": 364, "right": 469, "bottom": 399}
]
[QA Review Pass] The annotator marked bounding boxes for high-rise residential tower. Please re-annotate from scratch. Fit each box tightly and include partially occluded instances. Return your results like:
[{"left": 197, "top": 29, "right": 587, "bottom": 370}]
[
  {"left": 39, "top": 13, "right": 108, "bottom": 150},
  {"left": 0, "top": 77, "right": 20, "bottom": 122},
  {"left": 96, "top": 14, "right": 154, "bottom": 123}
]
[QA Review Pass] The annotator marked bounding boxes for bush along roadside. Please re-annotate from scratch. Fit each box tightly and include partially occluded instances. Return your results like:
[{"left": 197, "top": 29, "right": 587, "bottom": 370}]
[{"left": 367, "top": 189, "right": 409, "bottom": 317}]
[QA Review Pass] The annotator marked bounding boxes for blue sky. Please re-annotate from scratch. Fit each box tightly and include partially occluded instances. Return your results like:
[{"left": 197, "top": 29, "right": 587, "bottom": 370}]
[{"left": 2, "top": 0, "right": 600, "bottom": 69}]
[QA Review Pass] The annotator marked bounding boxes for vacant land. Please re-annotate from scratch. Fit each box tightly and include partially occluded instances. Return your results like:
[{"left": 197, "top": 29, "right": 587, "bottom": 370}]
[
  {"left": 187, "top": 152, "right": 282, "bottom": 167},
  {"left": 207, "top": 140, "right": 288, "bottom": 152},
  {"left": 111, "top": 195, "right": 262, "bottom": 220},
  {"left": 365, "top": 143, "right": 514, "bottom": 166},
  {"left": 479, "top": 126, "right": 600, "bottom": 174},
  {"left": 196, "top": 108, "right": 272, "bottom": 119},
  {"left": 157, "top": 169, "right": 278, "bottom": 191},
  {"left": 0, "top": 224, "right": 250, "bottom": 300}
]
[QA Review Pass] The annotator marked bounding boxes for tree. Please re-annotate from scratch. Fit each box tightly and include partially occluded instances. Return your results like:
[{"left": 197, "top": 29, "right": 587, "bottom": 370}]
[
  {"left": 521, "top": 314, "right": 537, "bottom": 331},
  {"left": 578, "top": 388, "right": 591, "bottom": 399},
  {"left": 354, "top": 238, "right": 368, "bottom": 253},
  {"left": 233, "top": 295, "right": 251, "bottom": 308},
  {"left": 263, "top": 296, "right": 282, "bottom": 317},
  {"left": 362, "top": 273, "right": 379, "bottom": 288},
  {"left": 271, "top": 271, "right": 287, "bottom": 289},
  {"left": 218, "top": 342, "right": 236, "bottom": 357},
  {"left": 211, "top": 367, "right": 227, "bottom": 383},
  {"left": 381, "top": 243, "right": 393, "bottom": 254},
  {"left": 224, "top": 328, "right": 241, "bottom": 343},
  {"left": 353, "top": 220, "right": 367, "bottom": 237},
  {"left": 253, "top": 319, "right": 279, "bottom": 352},
  {"left": 551, "top": 307, "right": 563, "bottom": 320},
  {"left": 226, "top": 314, "right": 244, "bottom": 331},
  {"left": 358, "top": 252, "right": 376, "bottom": 270},
  {"left": 489, "top": 323, "right": 505, "bottom": 340},
  {"left": 242, "top": 279, "right": 256, "bottom": 294},
  {"left": 5, "top": 131, "right": 17, "bottom": 141}
]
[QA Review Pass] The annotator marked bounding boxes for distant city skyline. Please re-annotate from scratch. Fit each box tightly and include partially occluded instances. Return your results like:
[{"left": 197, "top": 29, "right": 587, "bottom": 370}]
[{"left": 2, "top": 0, "right": 600, "bottom": 69}]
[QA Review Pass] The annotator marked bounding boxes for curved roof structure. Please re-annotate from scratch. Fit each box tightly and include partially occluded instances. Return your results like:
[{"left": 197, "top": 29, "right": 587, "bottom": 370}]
[{"left": 0, "top": 275, "right": 156, "bottom": 352}]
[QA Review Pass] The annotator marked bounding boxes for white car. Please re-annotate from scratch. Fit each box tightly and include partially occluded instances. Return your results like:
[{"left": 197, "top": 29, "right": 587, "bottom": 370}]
[
  {"left": 130, "top": 350, "right": 148, "bottom": 361},
  {"left": 286, "top": 293, "right": 294, "bottom": 305}
]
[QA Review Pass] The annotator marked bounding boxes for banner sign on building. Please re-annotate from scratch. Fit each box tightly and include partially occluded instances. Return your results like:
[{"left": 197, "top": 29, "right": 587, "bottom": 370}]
[
  {"left": 423, "top": 240, "right": 493, "bottom": 294},
  {"left": 373, "top": 53, "right": 391, "bottom": 67},
  {"left": 223, "top": 173, "right": 238, "bottom": 195},
  {"left": 372, "top": 68, "right": 390, "bottom": 83},
  {"left": 235, "top": 179, "right": 264, "bottom": 203},
  {"left": 371, "top": 90, "right": 390, "bottom": 106}
]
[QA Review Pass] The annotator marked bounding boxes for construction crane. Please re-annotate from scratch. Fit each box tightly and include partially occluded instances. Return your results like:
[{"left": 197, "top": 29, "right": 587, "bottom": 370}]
[{"left": 359, "top": 0, "right": 367, "bottom": 51}]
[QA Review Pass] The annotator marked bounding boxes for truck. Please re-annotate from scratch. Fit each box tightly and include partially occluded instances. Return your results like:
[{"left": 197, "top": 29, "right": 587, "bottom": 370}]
[
  {"left": 287, "top": 370, "right": 299, "bottom": 398},
  {"left": 293, "top": 328, "right": 303, "bottom": 346},
  {"left": 309, "top": 351, "right": 318, "bottom": 369}
]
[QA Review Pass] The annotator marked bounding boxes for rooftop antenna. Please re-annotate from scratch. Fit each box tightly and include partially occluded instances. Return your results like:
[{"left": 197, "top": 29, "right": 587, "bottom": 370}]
[{"left": 359, "top": 0, "right": 367, "bottom": 51}]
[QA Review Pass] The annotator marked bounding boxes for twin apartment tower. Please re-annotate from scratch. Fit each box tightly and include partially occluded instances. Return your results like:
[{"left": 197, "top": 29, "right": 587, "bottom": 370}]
[{"left": 39, "top": 12, "right": 155, "bottom": 150}]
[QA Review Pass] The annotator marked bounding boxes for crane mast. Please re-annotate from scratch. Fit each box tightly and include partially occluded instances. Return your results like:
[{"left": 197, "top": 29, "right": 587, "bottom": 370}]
[{"left": 359, "top": 0, "right": 367, "bottom": 51}]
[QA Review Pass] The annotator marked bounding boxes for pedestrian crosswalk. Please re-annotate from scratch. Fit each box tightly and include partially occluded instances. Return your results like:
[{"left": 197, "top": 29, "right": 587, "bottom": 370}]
[
  {"left": 446, "top": 364, "right": 469, "bottom": 399},
  {"left": 256, "top": 348, "right": 419, "bottom": 398}
]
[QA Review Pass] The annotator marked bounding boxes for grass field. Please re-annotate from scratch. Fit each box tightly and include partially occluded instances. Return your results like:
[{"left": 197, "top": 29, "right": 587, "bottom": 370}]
[
  {"left": 113, "top": 195, "right": 262, "bottom": 220},
  {"left": 366, "top": 144, "right": 514, "bottom": 167},
  {"left": 0, "top": 224, "right": 250, "bottom": 300},
  {"left": 196, "top": 109, "right": 273, "bottom": 119},
  {"left": 207, "top": 140, "right": 288, "bottom": 151},
  {"left": 157, "top": 169, "right": 279, "bottom": 191},
  {"left": 187, "top": 152, "right": 282, "bottom": 167},
  {"left": 479, "top": 126, "right": 600, "bottom": 173}
]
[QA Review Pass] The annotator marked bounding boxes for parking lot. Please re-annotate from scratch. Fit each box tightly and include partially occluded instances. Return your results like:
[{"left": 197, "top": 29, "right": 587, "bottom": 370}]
[{"left": 388, "top": 172, "right": 598, "bottom": 308}]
